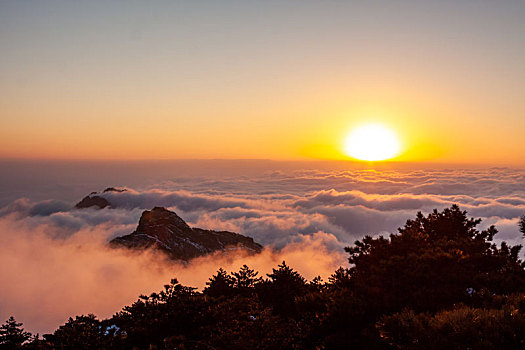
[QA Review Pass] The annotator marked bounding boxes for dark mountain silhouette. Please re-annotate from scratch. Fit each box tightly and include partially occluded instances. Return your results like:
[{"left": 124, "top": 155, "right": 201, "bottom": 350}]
[
  {"left": 109, "top": 206, "right": 262, "bottom": 261},
  {"left": 75, "top": 195, "right": 110, "bottom": 209},
  {"left": 74, "top": 188, "right": 126, "bottom": 209}
]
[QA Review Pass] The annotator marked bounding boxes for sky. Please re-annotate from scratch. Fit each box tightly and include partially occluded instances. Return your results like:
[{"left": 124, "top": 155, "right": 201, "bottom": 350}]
[{"left": 1, "top": 1, "right": 524, "bottom": 164}]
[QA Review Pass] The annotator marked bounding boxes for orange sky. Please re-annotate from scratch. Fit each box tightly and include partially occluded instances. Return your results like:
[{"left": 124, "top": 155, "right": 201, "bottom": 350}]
[{"left": 1, "top": 2, "right": 524, "bottom": 165}]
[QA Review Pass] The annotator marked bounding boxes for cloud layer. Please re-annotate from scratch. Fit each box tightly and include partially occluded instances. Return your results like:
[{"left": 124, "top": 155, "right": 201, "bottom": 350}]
[{"left": 0, "top": 163, "right": 524, "bottom": 334}]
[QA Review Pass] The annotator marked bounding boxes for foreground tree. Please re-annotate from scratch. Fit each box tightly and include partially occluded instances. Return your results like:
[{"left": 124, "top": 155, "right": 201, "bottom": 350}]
[
  {"left": 345, "top": 205, "right": 525, "bottom": 314},
  {"left": 0, "top": 317, "right": 32, "bottom": 349},
  {"left": 203, "top": 268, "right": 234, "bottom": 298},
  {"left": 231, "top": 264, "right": 262, "bottom": 294},
  {"left": 257, "top": 261, "right": 307, "bottom": 317},
  {"left": 111, "top": 278, "right": 208, "bottom": 349},
  {"left": 45, "top": 314, "right": 105, "bottom": 350},
  {"left": 378, "top": 293, "right": 525, "bottom": 349}
]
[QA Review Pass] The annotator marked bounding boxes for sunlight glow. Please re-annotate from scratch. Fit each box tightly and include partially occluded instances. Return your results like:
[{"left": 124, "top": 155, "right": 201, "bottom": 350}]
[{"left": 344, "top": 124, "right": 401, "bottom": 161}]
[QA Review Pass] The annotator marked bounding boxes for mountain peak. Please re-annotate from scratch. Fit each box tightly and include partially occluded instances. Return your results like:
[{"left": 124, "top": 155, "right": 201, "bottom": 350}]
[
  {"left": 110, "top": 207, "right": 262, "bottom": 261},
  {"left": 74, "top": 187, "right": 126, "bottom": 209},
  {"left": 75, "top": 195, "right": 110, "bottom": 209},
  {"left": 135, "top": 207, "right": 191, "bottom": 241}
]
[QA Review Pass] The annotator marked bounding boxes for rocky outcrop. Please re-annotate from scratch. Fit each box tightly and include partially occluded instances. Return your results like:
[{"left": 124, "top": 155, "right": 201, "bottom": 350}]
[
  {"left": 75, "top": 195, "right": 110, "bottom": 209},
  {"left": 74, "top": 187, "right": 126, "bottom": 209},
  {"left": 109, "top": 207, "right": 262, "bottom": 261}
]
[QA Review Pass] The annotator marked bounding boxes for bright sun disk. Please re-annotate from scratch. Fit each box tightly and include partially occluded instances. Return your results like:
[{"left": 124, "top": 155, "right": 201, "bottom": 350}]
[{"left": 344, "top": 124, "right": 401, "bottom": 161}]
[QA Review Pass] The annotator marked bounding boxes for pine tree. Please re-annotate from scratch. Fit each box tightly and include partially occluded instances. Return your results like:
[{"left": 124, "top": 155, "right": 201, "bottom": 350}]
[
  {"left": 0, "top": 316, "right": 32, "bottom": 349},
  {"left": 232, "top": 265, "right": 262, "bottom": 291},
  {"left": 203, "top": 268, "right": 234, "bottom": 297},
  {"left": 328, "top": 267, "right": 351, "bottom": 289},
  {"left": 258, "top": 261, "right": 307, "bottom": 317}
]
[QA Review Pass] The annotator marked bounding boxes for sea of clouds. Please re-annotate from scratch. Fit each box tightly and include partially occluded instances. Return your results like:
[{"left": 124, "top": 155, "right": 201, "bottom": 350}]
[{"left": 0, "top": 160, "right": 524, "bottom": 333}]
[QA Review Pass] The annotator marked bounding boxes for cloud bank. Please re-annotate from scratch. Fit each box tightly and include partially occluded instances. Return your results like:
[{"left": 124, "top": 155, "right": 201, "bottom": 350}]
[{"left": 0, "top": 163, "right": 524, "bottom": 334}]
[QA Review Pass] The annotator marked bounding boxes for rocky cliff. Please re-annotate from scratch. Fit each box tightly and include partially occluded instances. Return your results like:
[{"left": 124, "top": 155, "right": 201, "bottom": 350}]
[{"left": 109, "top": 206, "right": 262, "bottom": 261}]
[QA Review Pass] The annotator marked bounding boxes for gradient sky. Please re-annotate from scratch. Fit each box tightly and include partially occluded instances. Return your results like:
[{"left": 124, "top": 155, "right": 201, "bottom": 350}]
[{"left": 1, "top": 1, "right": 524, "bottom": 164}]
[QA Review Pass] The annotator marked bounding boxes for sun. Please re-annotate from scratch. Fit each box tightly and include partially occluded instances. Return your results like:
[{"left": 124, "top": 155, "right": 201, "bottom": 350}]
[{"left": 344, "top": 123, "right": 401, "bottom": 161}]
